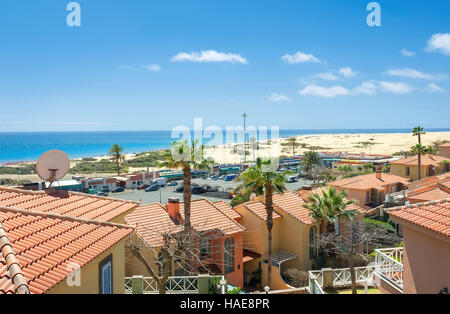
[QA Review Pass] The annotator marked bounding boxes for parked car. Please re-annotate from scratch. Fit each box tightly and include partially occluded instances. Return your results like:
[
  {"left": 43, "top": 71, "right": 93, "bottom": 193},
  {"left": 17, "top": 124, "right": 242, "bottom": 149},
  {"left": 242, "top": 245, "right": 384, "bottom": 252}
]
[
  {"left": 208, "top": 175, "right": 218, "bottom": 181},
  {"left": 167, "top": 181, "right": 178, "bottom": 187},
  {"left": 111, "top": 187, "right": 125, "bottom": 193},
  {"left": 176, "top": 186, "right": 184, "bottom": 193},
  {"left": 137, "top": 184, "right": 150, "bottom": 190},
  {"left": 101, "top": 188, "right": 110, "bottom": 193},
  {"left": 145, "top": 184, "right": 160, "bottom": 192},
  {"left": 191, "top": 186, "right": 205, "bottom": 195},
  {"left": 153, "top": 178, "right": 167, "bottom": 187},
  {"left": 97, "top": 191, "right": 109, "bottom": 197},
  {"left": 287, "top": 176, "right": 298, "bottom": 183}
]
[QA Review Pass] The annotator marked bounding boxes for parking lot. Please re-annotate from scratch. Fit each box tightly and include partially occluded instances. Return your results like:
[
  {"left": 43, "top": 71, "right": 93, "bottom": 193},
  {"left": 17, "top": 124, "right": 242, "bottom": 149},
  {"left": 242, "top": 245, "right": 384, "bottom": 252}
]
[{"left": 113, "top": 177, "right": 313, "bottom": 205}]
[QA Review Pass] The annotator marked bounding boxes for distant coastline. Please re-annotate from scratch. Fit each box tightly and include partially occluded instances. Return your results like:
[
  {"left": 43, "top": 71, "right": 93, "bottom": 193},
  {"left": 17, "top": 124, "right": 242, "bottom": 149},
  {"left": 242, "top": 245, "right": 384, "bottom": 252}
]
[{"left": 1, "top": 128, "right": 450, "bottom": 164}]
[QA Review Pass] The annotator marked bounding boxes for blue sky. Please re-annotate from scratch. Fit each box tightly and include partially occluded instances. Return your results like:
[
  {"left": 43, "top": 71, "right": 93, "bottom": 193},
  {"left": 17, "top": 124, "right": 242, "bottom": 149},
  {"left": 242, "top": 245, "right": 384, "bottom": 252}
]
[{"left": 0, "top": 0, "right": 449, "bottom": 132}]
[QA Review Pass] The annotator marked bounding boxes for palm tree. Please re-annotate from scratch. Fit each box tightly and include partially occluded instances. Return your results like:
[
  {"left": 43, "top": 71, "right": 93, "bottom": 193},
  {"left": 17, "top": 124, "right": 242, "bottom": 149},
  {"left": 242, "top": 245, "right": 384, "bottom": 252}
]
[
  {"left": 412, "top": 127, "right": 426, "bottom": 180},
  {"left": 159, "top": 139, "right": 214, "bottom": 273},
  {"left": 304, "top": 187, "right": 357, "bottom": 235},
  {"left": 109, "top": 144, "right": 125, "bottom": 176},
  {"left": 287, "top": 137, "right": 300, "bottom": 158},
  {"left": 411, "top": 144, "right": 428, "bottom": 180},
  {"left": 303, "top": 151, "right": 321, "bottom": 172},
  {"left": 238, "top": 158, "right": 288, "bottom": 288},
  {"left": 249, "top": 137, "right": 257, "bottom": 162}
]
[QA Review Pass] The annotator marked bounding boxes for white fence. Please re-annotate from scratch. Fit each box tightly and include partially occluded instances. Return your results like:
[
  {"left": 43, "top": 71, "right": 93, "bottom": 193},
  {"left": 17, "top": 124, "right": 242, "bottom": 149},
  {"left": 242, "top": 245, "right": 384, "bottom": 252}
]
[
  {"left": 125, "top": 276, "right": 199, "bottom": 294},
  {"left": 375, "top": 248, "right": 403, "bottom": 292}
]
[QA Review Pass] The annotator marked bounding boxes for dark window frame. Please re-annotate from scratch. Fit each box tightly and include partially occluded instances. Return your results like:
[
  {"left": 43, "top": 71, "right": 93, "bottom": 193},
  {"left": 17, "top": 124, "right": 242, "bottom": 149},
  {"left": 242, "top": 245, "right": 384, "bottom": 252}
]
[
  {"left": 224, "top": 237, "right": 235, "bottom": 274},
  {"left": 309, "top": 226, "right": 317, "bottom": 259},
  {"left": 99, "top": 254, "right": 113, "bottom": 294}
]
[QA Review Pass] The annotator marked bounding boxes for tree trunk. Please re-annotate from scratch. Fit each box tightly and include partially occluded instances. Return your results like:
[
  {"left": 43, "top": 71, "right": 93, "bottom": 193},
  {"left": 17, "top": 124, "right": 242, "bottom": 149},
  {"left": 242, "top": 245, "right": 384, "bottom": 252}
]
[
  {"left": 349, "top": 253, "right": 357, "bottom": 295},
  {"left": 183, "top": 165, "right": 192, "bottom": 274},
  {"left": 265, "top": 185, "right": 274, "bottom": 289},
  {"left": 418, "top": 152, "right": 422, "bottom": 180}
]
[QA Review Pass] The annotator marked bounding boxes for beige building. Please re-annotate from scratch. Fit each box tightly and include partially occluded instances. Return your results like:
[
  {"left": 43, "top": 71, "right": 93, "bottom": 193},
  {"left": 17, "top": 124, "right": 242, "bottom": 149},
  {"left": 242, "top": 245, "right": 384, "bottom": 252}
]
[
  {"left": 328, "top": 172, "right": 409, "bottom": 208},
  {"left": 390, "top": 154, "right": 450, "bottom": 182},
  {"left": 438, "top": 143, "right": 450, "bottom": 159}
]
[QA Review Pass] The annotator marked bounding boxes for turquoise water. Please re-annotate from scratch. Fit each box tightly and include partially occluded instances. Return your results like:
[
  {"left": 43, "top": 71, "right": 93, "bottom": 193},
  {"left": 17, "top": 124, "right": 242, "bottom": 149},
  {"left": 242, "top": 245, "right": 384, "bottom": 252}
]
[{"left": 1, "top": 129, "right": 449, "bottom": 163}]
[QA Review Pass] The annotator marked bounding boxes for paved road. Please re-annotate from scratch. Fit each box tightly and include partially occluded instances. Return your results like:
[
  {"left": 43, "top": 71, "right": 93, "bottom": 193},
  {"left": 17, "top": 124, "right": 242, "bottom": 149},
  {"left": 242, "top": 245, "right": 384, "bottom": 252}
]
[{"left": 113, "top": 177, "right": 313, "bottom": 205}]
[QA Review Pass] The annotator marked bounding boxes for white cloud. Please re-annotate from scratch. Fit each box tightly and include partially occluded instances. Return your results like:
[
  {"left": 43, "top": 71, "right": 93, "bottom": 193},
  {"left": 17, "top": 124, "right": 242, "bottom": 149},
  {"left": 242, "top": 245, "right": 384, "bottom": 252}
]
[
  {"left": 401, "top": 48, "right": 416, "bottom": 57},
  {"left": 118, "top": 65, "right": 134, "bottom": 70},
  {"left": 282, "top": 52, "right": 320, "bottom": 64},
  {"left": 426, "top": 33, "right": 450, "bottom": 55},
  {"left": 353, "top": 81, "right": 377, "bottom": 95},
  {"left": 268, "top": 93, "right": 292, "bottom": 102},
  {"left": 427, "top": 83, "right": 446, "bottom": 93},
  {"left": 299, "top": 85, "right": 350, "bottom": 98},
  {"left": 339, "top": 67, "right": 356, "bottom": 77},
  {"left": 315, "top": 73, "right": 339, "bottom": 81},
  {"left": 385, "top": 68, "right": 447, "bottom": 80},
  {"left": 171, "top": 50, "right": 248, "bottom": 64},
  {"left": 378, "top": 81, "right": 413, "bottom": 94},
  {"left": 142, "top": 64, "right": 161, "bottom": 72}
]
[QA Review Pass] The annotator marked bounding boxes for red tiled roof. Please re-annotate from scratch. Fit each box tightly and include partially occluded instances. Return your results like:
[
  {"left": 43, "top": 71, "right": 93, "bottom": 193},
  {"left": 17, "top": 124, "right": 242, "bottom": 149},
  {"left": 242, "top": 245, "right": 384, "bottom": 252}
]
[
  {"left": 0, "top": 187, "right": 139, "bottom": 222},
  {"left": 391, "top": 154, "right": 449, "bottom": 166},
  {"left": 388, "top": 199, "right": 450, "bottom": 238},
  {"left": 438, "top": 143, "right": 450, "bottom": 148},
  {"left": 0, "top": 206, "right": 133, "bottom": 294},
  {"left": 242, "top": 202, "right": 282, "bottom": 221},
  {"left": 125, "top": 199, "right": 245, "bottom": 247},
  {"left": 272, "top": 191, "right": 316, "bottom": 225},
  {"left": 329, "top": 173, "right": 409, "bottom": 190},
  {"left": 213, "top": 201, "right": 241, "bottom": 220}
]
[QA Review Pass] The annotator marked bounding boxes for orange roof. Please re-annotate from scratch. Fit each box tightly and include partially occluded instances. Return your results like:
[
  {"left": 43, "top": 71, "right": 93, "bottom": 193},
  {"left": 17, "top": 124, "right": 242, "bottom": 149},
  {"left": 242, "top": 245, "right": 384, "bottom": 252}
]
[
  {"left": 438, "top": 143, "right": 450, "bottom": 148},
  {"left": 329, "top": 173, "right": 409, "bottom": 190},
  {"left": 242, "top": 201, "right": 282, "bottom": 221},
  {"left": 0, "top": 206, "right": 132, "bottom": 294},
  {"left": 272, "top": 191, "right": 316, "bottom": 224},
  {"left": 213, "top": 200, "right": 242, "bottom": 220},
  {"left": 391, "top": 154, "right": 449, "bottom": 166},
  {"left": 125, "top": 199, "right": 245, "bottom": 247},
  {"left": 0, "top": 187, "right": 139, "bottom": 222},
  {"left": 389, "top": 199, "right": 450, "bottom": 238}
]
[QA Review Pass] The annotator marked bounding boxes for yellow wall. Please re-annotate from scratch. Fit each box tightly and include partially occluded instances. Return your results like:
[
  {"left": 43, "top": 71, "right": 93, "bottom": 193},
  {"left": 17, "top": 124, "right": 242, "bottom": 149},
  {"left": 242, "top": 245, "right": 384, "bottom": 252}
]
[
  {"left": 390, "top": 163, "right": 443, "bottom": 182},
  {"left": 47, "top": 238, "right": 127, "bottom": 294}
]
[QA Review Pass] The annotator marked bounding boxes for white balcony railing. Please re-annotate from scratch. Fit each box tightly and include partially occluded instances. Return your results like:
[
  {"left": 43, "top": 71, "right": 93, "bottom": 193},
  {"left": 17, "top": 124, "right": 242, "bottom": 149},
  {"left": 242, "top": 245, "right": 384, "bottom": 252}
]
[
  {"left": 375, "top": 248, "right": 403, "bottom": 292},
  {"left": 125, "top": 276, "right": 200, "bottom": 294}
]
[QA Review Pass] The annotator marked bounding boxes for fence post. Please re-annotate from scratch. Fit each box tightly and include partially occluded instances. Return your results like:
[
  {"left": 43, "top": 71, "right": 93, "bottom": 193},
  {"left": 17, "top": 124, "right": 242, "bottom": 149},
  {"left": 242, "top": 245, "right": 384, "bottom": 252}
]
[
  {"left": 131, "top": 275, "right": 144, "bottom": 294},
  {"left": 198, "top": 274, "right": 210, "bottom": 294},
  {"left": 322, "top": 268, "right": 334, "bottom": 289}
]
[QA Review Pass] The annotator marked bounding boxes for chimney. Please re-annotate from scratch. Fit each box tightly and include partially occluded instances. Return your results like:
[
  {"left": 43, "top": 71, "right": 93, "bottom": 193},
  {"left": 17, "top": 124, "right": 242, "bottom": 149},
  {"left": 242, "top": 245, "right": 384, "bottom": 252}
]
[
  {"left": 376, "top": 170, "right": 382, "bottom": 180},
  {"left": 167, "top": 197, "right": 181, "bottom": 221},
  {"left": 301, "top": 186, "right": 313, "bottom": 202}
]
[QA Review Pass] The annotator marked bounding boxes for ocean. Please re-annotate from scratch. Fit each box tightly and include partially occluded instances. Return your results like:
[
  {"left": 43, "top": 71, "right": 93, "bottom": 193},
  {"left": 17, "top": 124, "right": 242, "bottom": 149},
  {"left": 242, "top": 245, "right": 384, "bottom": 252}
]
[{"left": 1, "top": 129, "right": 449, "bottom": 164}]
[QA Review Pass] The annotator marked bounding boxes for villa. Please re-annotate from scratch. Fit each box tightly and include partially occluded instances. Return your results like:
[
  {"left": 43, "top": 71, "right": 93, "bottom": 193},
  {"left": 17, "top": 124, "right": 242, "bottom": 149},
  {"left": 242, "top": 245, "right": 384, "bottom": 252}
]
[
  {"left": 0, "top": 187, "right": 139, "bottom": 294},
  {"left": 328, "top": 171, "right": 409, "bottom": 209},
  {"left": 124, "top": 198, "right": 246, "bottom": 288},
  {"left": 376, "top": 199, "right": 450, "bottom": 294},
  {"left": 390, "top": 154, "right": 450, "bottom": 182},
  {"left": 405, "top": 173, "right": 450, "bottom": 204}
]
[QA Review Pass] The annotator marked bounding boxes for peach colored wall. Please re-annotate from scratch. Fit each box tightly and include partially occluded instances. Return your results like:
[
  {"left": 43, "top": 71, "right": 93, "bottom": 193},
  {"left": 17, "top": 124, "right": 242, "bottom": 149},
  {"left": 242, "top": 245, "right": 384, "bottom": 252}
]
[
  {"left": 439, "top": 146, "right": 450, "bottom": 159},
  {"left": 401, "top": 226, "right": 450, "bottom": 294}
]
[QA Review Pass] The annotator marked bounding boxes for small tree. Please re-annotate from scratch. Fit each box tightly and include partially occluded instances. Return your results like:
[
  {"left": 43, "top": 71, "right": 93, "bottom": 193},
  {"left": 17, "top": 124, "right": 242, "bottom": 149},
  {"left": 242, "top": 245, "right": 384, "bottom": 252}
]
[{"left": 303, "top": 151, "right": 321, "bottom": 173}]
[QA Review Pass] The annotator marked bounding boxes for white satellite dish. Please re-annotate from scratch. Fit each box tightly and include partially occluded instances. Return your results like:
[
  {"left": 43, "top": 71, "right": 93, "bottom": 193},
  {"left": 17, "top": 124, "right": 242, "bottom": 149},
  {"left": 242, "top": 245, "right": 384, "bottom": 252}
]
[{"left": 36, "top": 150, "right": 70, "bottom": 186}]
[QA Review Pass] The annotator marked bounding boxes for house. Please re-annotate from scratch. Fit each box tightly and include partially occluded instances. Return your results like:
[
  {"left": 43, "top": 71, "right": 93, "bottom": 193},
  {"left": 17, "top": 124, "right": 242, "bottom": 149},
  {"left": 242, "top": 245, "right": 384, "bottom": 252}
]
[
  {"left": 79, "top": 177, "right": 118, "bottom": 192},
  {"left": 406, "top": 173, "right": 450, "bottom": 204},
  {"left": 114, "top": 171, "right": 159, "bottom": 189},
  {"left": 390, "top": 154, "right": 450, "bottom": 181},
  {"left": 124, "top": 198, "right": 245, "bottom": 288},
  {"left": 376, "top": 199, "right": 450, "bottom": 294},
  {"left": 328, "top": 171, "right": 409, "bottom": 208},
  {"left": 438, "top": 143, "right": 450, "bottom": 159},
  {"left": 0, "top": 187, "right": 138, "bottom": 294}
]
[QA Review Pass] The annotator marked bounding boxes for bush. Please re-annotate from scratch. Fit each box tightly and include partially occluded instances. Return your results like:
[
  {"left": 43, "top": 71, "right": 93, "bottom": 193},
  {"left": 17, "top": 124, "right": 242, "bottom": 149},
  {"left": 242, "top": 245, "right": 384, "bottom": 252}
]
[{"left": 281, "top": 268, "right": 309, "bottom": 288}]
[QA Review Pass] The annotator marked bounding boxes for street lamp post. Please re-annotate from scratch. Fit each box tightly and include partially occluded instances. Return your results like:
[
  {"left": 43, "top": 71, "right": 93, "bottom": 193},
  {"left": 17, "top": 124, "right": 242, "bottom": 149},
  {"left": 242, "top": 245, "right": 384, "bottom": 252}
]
[{"left": 242, "top": 113, "right": 247, "bottom": 163}]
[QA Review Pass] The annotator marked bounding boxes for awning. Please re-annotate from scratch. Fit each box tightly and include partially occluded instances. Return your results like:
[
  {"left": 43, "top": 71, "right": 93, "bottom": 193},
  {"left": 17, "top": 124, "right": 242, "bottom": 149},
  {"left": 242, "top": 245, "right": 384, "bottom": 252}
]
[
  {"left": 243, "top": 249, "right": 261, "bottom": 263},
  {"left": 264, "top": 251, "right": 296, "bottom": 267}
]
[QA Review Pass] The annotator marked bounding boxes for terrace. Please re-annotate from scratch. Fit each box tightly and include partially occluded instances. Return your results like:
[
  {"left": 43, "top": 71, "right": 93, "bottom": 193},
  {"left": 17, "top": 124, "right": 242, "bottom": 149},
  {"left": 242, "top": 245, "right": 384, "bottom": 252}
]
[{"left": 374, "top": 247, "right": 403, "bottom": 293}]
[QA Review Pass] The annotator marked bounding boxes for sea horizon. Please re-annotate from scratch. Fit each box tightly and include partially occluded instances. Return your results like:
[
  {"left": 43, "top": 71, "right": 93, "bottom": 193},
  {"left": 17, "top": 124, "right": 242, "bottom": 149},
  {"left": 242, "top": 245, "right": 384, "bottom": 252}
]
[{"left": 1, "top": 128, "right": 450, "bottom": 164}]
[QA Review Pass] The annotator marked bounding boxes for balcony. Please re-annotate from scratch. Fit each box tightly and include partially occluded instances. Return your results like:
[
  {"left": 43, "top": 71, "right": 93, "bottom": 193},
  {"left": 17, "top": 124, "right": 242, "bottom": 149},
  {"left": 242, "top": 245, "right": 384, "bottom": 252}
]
[{"left": 374, "top": 248, "right": 403, "bottom": 293}]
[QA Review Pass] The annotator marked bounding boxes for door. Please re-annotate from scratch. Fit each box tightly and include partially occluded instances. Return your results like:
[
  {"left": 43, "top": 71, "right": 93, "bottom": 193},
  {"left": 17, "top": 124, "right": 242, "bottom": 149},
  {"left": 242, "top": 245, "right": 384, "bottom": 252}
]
[{"left": 99, "top": 255, "right": 113, "bottom": 294}]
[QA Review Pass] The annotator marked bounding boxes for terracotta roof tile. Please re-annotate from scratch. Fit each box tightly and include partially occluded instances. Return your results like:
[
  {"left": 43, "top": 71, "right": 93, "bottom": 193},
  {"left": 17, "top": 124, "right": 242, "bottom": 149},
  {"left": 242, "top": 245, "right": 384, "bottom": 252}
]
[
  {"left": 0, "top": 187, "right": 139, "bottom": 222},
  {"left": 0, "top": 207, "right": 133, "bottom": 294},
  {"left": 242, "top": 202, "right": 282, "bottom": 221},
  {"left": 272, "top": 191, "right": 316, "bottom": 225},
  {"left": 388, "top": 199, "right": 450, "bottom": 238},
  {"left": 213, "top": 201, "right": 241, "bottom": 220},
  {"left": 329, "top": 173, "right": 409, "bottom": 190},
  {"left": 391, "top": 154, "right": 449, "bottom": 166}
]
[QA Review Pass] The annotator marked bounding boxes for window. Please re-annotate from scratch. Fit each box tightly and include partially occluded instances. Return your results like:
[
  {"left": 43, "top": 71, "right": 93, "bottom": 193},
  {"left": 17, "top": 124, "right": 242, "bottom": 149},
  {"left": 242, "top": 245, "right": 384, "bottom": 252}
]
[
  {"left": 309, "top": 227, "right": 317, "bottom": 259},
  {"left": 366, "top": 191, "right": 370, "bottom": 203},
  {"left": 224, "top": 238, "right": 235, "bottom": 274},
  {"left": 200, "top": 237, "right": 211, "bottom": 260},
  {"left": 99, "top": 255, "right": 113, "bottom": 294},
  {"left": 406, "top": 167, "right": 410, "bottom": 176}
]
